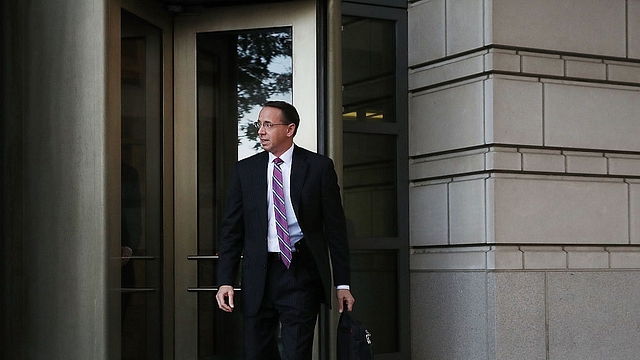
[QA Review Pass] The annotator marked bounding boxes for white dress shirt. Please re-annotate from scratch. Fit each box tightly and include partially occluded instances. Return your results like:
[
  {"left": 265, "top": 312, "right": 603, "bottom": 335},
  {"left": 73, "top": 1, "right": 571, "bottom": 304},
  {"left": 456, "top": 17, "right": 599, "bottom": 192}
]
[{"left": 267, "top": 144, "right": 303, "bottom": 252}]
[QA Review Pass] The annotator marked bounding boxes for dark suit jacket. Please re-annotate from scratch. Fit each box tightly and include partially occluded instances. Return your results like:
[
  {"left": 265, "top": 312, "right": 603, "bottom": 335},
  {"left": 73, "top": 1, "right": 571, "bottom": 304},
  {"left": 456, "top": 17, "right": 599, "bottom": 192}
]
[{"left": 217, "top": 145, "right": 351, "bottom": 317}]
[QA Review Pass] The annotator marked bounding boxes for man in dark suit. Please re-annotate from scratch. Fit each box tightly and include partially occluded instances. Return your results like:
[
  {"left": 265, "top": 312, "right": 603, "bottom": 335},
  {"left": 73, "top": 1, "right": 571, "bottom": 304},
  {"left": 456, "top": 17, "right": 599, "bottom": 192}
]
[{"left": 215, "top": 101, "right": 355, "bottom": 360}]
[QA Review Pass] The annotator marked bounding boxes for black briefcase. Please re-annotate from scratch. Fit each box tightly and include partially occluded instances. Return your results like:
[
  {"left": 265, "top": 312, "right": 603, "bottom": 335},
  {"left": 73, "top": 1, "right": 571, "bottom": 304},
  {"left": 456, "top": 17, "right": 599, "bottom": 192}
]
[{"left": 337, "top": 307, "right": 373, "bottom": 360}]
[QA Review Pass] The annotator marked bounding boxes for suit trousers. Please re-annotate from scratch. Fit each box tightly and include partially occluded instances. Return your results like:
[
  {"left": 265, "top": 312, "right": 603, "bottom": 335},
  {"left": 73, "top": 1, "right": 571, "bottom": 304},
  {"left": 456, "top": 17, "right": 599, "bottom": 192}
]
[{"left": 243, "top": 250, "right": 323, "bottom": 360}]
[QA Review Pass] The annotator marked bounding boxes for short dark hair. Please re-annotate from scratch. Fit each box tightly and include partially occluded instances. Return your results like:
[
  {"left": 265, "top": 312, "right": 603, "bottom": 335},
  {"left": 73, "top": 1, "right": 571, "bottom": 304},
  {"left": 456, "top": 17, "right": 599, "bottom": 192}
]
[{"left": 264, "top": 100, "right": 300, "bottom": 135}]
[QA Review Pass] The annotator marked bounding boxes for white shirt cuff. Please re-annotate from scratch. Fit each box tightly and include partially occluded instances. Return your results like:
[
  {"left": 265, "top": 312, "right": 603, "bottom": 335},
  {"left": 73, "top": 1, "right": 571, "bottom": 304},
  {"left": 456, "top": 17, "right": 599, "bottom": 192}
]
[{"left": 336, "top": 285, "right": 350, "bottom": 290}]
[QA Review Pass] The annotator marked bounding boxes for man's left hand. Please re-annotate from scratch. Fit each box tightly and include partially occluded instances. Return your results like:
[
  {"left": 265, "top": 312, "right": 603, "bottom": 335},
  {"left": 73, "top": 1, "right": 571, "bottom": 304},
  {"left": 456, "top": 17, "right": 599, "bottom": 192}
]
[{"left": 337, "top": 289, "right": 355, "bottom": 313}]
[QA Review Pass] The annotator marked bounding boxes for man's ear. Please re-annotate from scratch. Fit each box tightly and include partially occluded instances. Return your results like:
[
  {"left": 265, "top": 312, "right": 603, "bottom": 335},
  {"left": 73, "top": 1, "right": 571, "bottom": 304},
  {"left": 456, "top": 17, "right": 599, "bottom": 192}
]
[{"left": 287, "top": 124, "right": 296, "bottom": 137}]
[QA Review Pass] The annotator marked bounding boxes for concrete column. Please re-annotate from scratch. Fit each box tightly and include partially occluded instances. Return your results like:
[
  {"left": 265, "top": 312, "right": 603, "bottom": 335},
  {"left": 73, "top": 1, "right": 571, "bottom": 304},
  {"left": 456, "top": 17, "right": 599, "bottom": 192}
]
[
  {"left": 408, "top": 0, "right": 640, "bottom": 358},
  {"left": 2, "top": 0, "right": 110, "bottom": 358}
]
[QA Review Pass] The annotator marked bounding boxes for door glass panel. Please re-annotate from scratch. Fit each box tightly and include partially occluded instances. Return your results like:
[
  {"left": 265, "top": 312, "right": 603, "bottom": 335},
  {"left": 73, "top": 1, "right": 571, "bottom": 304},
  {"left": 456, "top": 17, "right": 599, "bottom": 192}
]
[
  {"left": 342, "top": 9, "right": 403, "bottom": 357},
  {"left": 343, "top": 133, "right": 397, "bottom": 238},
  {"left": 342, "top": 16, "right": 395, "bottom": 123},
  {"left": 350, "top": 250, "right": 399, "bottom": 353},
  {"left": 121, "top": 9, "right": 163, "bottom": 360},
  {"left": 196, "top": 27, "right": 292, "bottom": 359}
]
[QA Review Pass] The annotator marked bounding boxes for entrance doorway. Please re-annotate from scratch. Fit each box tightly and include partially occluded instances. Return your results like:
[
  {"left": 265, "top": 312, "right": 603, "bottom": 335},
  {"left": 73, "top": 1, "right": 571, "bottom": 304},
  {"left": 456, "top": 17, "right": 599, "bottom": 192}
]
[
  {"left": 173, "top": 2, "right": 319, "bottom": 357},
  {"left": 193, "top": 26, "right": 294, "bottom": 358},
  {"left": 115, "top": 1, "right": 409, "bottom": 358}
]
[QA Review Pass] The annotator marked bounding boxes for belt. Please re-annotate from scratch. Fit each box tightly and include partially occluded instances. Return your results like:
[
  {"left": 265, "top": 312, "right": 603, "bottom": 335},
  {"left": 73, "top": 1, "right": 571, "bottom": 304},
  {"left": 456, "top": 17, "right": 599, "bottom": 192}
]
[
  {"left": 267, "top": 251, "right": 299, "bottom": 261},
  {"left": 267, "top": 239, "right": 305, "bottom": 261}
]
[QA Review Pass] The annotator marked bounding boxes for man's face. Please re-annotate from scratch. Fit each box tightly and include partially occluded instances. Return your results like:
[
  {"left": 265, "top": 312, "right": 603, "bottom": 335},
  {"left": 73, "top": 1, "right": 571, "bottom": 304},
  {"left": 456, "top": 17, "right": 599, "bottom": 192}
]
[{"left": 257, "top": 106, "right": 295, "bottom": 157}]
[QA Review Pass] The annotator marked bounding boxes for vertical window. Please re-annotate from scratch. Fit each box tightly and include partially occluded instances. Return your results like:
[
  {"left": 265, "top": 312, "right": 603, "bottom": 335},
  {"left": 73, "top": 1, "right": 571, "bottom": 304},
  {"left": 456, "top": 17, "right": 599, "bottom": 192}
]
[
  {"left": 121, "top": 9, "right": 164, "bottom": 359},
  {"left": 343, "top": 133, "right": 397, "bottom": 238},
  {"left": 342, "top": 17, "right": 398, "bottom": 238},
  {"left": 343, "top": 17, "right": 396, "bottom": 124},
  {"left": 342, "top": 3, "right": 408, "bottom": 358}
]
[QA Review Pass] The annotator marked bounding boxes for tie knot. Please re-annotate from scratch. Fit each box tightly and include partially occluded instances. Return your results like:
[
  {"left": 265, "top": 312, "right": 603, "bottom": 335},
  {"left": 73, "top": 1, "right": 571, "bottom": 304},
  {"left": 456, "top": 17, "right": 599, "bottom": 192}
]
[{"left": 274, "top": 157, "right": 284, "bottom": 166}]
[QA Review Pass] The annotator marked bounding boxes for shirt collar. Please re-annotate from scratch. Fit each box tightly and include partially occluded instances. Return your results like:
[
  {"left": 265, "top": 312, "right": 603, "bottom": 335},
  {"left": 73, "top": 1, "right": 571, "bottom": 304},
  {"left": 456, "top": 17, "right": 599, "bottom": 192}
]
[{"left": 269, "top": 143, "right": 294, "bottom": 164}]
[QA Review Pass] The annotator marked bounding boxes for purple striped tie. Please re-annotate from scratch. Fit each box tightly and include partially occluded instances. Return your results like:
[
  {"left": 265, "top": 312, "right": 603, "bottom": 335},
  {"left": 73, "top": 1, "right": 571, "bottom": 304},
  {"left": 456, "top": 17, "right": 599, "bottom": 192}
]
[{"left": 273, "top": 158, "right": 292, "bottom": 268}]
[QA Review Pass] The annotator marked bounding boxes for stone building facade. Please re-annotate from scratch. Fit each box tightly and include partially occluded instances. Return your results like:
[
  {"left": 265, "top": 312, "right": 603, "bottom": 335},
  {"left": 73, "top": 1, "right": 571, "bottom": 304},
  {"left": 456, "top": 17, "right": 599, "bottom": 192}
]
[{"left": 408, "top": 0, "right": 640, "bottom": 359}]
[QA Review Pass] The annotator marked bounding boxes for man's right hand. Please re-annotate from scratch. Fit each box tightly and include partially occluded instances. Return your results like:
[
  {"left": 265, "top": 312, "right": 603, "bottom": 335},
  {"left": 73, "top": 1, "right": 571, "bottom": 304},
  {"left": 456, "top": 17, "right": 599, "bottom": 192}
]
[{"left": 216, "top": 285, "right": 235, "bottom": 312}]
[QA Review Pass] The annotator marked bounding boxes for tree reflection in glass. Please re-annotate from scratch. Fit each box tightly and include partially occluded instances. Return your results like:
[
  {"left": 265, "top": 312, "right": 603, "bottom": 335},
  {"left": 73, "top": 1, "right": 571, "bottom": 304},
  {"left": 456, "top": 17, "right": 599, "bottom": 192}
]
[{"left": 236, "top": 29, "right": 292, "bottom": 159}]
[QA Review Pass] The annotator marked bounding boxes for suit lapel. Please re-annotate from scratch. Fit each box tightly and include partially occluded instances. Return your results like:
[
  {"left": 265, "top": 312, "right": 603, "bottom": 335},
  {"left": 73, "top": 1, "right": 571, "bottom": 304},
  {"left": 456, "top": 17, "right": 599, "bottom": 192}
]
[
  {"left": 290, "top": 146, "right": 308, "bottom": 217},
  {"left": 255, "top": 152, "right": 269, "bottom": 231}
]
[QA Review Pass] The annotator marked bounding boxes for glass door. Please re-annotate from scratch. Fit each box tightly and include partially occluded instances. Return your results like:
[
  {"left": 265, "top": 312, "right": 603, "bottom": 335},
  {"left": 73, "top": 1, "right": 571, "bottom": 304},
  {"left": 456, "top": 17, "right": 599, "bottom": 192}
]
[
  {"left": 173, "top": 2, "right": 319, "bottom": 358},
  {"left": 341, "top": 3, "right": 409, "bottom": 359},
  {"left": 120, "top": 10, "right": 163, "bottom": 356}
]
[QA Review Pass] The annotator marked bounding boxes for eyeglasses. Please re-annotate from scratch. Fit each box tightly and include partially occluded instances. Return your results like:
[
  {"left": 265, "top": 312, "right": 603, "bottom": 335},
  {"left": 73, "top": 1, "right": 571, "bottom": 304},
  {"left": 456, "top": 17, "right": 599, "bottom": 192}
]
[{"left": 253, "top": 120, "right": 291, "bottom": 130}]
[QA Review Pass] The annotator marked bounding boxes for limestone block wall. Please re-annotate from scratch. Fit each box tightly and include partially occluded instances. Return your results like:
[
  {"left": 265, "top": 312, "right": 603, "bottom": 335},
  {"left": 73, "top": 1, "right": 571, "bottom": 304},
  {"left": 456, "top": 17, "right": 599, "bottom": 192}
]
[
  {"left": 411, "top": 270, "right": 640, "bottom": 360},
  {"left": 409, "top": 0, "right": 640, "bottom": 64},
  {"left": 408, "top": 0, "right": 640, "bottom": 358}
]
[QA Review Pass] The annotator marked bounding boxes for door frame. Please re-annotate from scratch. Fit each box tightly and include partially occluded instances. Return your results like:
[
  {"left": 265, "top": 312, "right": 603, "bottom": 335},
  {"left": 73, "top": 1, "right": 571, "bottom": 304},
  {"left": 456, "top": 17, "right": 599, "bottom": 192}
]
[
  {"left": 107, "top": 0, "right": 174, "bottom": 357},
  {"left": 173, "top": 1, "right": 321, "bottom": 357}
]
